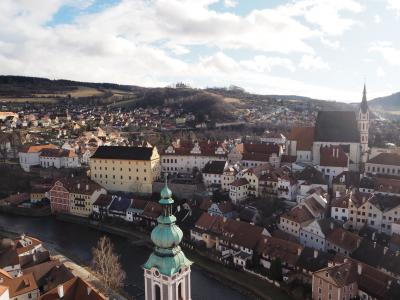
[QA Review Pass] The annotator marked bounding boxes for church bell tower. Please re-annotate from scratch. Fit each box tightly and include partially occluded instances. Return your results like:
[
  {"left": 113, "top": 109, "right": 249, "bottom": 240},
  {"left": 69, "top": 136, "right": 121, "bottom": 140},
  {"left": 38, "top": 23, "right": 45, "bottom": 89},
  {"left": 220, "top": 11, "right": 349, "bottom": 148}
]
[
  {"left": 358, "top": 84, "right": 369, "bottom": 163},
  {"left": 143, "top": 180, "right": 192, "bottom": 300}
]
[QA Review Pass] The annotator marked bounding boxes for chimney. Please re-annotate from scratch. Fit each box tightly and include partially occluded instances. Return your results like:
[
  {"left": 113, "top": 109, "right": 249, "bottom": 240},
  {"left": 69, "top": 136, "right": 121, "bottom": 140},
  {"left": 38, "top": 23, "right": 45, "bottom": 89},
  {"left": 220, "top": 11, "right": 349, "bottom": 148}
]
[
  {"left": 223, "top": 217, "right": 227, "bottom": 222},
  {"left": 86, "top": 184, "right": 89, "bottom": 191},
  {"left": 297, "top": 248, "right": 302, "bottom": 256},
  {"left": 87, "top": 287, "right": 92, "bottom": 295},
  {"left": 33, "top": 254, "right": 36, "bottom": 262},
  {"left": 357, "top": 263, "right": 362, "bottom": 275},
  {"left": 383, "top": 246, "right": 388, "bottom": 255},
  {"left": 314, "top": 249, "right": 318, "bottom": 259},
  {"left": 335, "top": 191, "right": 340, "bottom": 198},
  {"left": 372, "top": 232, "right": 376, "bottom": 241},
  {"left": 77, "top": 183, "right": 80, "bottom": 189},
  {"left": 57, "top": 285, "right": 64, "bottom": 298},
  {"left": 396, "top": 251, "right": 399, "bottom": 257},
  {"left": 373, "top": 242, "right": 377, "bottom": 248},
  {"left": 330, "top": 222, "right": 334, "bottom": 230}
]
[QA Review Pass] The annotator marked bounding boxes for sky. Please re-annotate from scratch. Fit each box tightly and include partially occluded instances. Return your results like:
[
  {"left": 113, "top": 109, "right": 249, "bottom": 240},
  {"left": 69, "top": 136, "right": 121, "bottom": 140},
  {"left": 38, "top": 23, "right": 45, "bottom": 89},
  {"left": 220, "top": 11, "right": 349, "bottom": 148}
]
[{"left": 1, "top": 0, "right": 400, "bottom": 102}]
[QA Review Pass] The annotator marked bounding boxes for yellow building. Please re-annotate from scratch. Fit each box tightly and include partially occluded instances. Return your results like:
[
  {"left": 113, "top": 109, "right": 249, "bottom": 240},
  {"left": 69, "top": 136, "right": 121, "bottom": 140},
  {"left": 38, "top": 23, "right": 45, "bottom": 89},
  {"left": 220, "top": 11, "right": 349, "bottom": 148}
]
[
  {"left": 89, "top": 146, "right": 160, "bottom": 195},
  {"left": 68, "top": 178, "right": 106, "bottom": 218}
]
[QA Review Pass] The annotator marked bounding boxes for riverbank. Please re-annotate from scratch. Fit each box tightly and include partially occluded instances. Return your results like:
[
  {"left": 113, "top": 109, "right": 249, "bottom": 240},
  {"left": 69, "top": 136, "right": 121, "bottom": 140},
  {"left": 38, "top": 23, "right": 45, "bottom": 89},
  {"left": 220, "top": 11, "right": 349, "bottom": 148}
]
[
  {"left": 0, "top": 227, "right": 128, "bottom": 300},
  {"left": 56, "top": 213, "right": 295, "bottom": 300},
  {"left": 0, "top": 205, "right": 51, "bottom": 216}
]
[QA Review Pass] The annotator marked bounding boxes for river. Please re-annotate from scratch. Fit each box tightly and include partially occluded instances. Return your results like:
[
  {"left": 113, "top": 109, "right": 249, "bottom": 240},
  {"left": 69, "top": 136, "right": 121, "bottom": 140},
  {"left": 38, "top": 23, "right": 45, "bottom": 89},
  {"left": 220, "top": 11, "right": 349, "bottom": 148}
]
[{"left": 0, "top": 214, "right": 251, "bottom": 300}]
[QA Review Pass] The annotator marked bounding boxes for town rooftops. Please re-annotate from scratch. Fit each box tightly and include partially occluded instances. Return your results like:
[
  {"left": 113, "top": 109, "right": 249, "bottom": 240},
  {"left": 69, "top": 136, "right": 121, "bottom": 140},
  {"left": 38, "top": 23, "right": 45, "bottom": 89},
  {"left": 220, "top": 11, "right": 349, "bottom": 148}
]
[
  {"left": 327, "top": 228, "right": 362, "bottom": 253},
  {"left": 38, "top": 276, "right": 106, "bottom": 300},
  {"left": 231, "top": 177, "right": 249, "bottom": 187},
  {"left": 20, "top": 144, "right": 58, "bottom": 153},
  {"left": 281, "top": 206, "right": 314, "bottom": 224},
  {"left": 93, "top": 194, "right": 113, "bottom": 207},
  {"left": 257, "top": 236, "right": 303, "bottom": 266},
  {"left": 367, "top": 152, "right": 400, "bottom": 166},
  {"left": 91, "top": 146, "right": 155, "bottom": 160},
  {"left": 2, "top": 273, "right": 38, "bottom": 298},
  {"left": 40, "top": 148, "right": 77, "bottom": 158},
  {"left": 314, "top": 111, "right": 360, "bottom": 143},
  {"left": 202, "top": 160, "right": 226, "bottom": 175},
  {"left": 369, "top": 193, "right": 400, "bottom": 213},
  {"left": 295, "top": 166, "right": 326, "bottom": 184},
  {"left": 314, "top": 261, "right": 358, "bottom": 287}
]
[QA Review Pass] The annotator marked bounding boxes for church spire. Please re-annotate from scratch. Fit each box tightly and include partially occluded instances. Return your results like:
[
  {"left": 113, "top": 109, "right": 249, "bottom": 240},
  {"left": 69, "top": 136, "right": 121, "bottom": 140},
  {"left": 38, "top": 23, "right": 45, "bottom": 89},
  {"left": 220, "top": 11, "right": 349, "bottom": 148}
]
[{"left": 361, "top": 83, "right": 368, "bottom": 113}]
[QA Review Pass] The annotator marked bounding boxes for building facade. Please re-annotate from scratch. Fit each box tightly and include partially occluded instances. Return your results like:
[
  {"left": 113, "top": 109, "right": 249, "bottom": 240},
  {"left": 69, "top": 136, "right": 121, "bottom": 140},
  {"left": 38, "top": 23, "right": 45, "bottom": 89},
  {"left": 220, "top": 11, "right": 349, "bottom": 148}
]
[{"left": 89, "top": 146, "right": 160, "bottom": 194}]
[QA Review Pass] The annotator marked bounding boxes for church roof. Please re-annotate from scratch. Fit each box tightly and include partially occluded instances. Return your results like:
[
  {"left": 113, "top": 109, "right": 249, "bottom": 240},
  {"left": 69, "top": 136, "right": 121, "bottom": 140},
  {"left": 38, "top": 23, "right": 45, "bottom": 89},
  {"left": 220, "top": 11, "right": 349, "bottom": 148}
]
[{"left": 314, "top": 111, "right": 360, "bottom": 143}]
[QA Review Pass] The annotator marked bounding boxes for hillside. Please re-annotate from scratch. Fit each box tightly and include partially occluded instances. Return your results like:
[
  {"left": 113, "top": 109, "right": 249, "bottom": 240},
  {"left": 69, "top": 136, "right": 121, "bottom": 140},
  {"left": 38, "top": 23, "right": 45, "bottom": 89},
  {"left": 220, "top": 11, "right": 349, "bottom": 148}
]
[
  {"left": 369, "top": 92, "right": 400, "bottom": 111},
  {"left": 0, "top": 75, "right": 355, "bottom": 118}
]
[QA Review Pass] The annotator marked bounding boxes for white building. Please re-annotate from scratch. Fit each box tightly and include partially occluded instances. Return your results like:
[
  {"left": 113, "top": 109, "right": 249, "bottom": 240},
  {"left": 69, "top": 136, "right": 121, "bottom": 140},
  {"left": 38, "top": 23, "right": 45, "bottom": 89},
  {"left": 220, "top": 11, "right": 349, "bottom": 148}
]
[
  {"left": 277, "top": 175, "right": 298, "bottom": 201},
  {"left": 229, "top": 178, "right": 249, "bottom": 204},
  {"left": 19, "top": 144, "right": 58, "bottom": 172},
  {"left": 161, "top": 140, "right": 227, "bottom": 175},
  {"left": 39, "top": 148, "right": 80, "bottom": 169},
  {"left": 202, "top": 160, "right": 227, "bottom": 190}
]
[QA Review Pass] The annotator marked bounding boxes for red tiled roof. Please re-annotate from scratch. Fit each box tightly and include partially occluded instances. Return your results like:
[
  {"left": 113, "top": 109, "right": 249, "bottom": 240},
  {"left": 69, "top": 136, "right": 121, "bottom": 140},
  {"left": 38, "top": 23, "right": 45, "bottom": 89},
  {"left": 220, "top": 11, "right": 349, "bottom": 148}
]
[
  {"left": 320, "top": 145, "right": 348, "bottom": 167},
  {"left": 287, "top": 127, "right": 314, "bottom": 151}
]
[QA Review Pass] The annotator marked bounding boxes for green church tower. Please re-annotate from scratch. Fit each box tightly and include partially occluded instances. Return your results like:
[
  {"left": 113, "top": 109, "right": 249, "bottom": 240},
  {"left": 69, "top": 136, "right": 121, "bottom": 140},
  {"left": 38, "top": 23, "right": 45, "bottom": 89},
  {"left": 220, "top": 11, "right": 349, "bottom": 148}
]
[{"left": 143, "top": 179, "right": 192, "bottom": 300}]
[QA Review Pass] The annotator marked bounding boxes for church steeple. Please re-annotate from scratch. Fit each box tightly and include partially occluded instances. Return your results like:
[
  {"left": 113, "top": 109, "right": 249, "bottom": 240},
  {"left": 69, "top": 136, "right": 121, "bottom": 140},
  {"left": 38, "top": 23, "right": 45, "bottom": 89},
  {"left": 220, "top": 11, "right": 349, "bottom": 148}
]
[
  {"left": 143, "top": 178, "right": 192, "bottom": 300},
  {"left": 361, "top": 83, "right": 368, "bottom": 114},
  {"left": 358, "top": 84, "right": 369, "bottom": 164}
]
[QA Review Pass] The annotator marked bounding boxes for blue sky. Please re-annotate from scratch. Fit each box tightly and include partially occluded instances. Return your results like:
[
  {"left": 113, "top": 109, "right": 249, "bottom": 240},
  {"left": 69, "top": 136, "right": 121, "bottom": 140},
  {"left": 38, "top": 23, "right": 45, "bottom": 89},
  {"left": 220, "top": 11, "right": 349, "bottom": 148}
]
[{"left": 1, "top": 0, "right": 399, "bottom": 102}]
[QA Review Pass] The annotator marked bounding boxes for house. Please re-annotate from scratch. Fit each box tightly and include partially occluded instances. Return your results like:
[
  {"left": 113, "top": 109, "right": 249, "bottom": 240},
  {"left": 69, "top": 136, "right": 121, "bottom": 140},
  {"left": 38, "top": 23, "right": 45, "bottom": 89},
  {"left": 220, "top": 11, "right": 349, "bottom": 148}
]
[
  {"left": 0, "top": 271, "right": 39, "bottom": 300},
  {"left": 300, "top": 219, "right": 338, "bottom": 251},
  {"left": 38, "top": 276, "right": 106, "bottom": 300},
  {"left": 230, "top": 143, "right": 281, "bottom": 168},
  {"left": 161, "top": 140, "right": 227, "bottom": 175},
  {"left": 286, "top": 127, "right": 314, "bottom": 162},
  {"left": 278, "top": 206, "right": 315, "bottom": 240},
  {"left": 312, "top": 259, "right": 399, "bottom": 300},
  {"left": 191, "top": 213, "right": 270, "bottom": 266},
  {"left": 68, "top": 179, "right": 106, "bottom": 218},
  {"left": 39, "top": 148, "right": 80, "bottom": 169},
  {"left": 89, "top": 146, "right": 160, "bottom": 194},
  {"left": 49, "top": 180, "right": 70, "bottom": 214},
  {"left": 19, "top": 144, "right": 58, "bottom": 172},
  {"left": 202, "top": 160, "right": 227, "bottom": 191},
  {"left": 277, "top": 174, "right": 298, "bottom": 201},
  {"left": 126, "top": 199, "right": 148, "bottom": 222},
  {"left": 256, "top": 236, "right": 304, "bottom": 274},
  {"left": 108, "top": 195, "right": 132, "bottom": 219},
  {"left": 317, "top": 145, "right": 349, "bottom": 185},
  {"left": 229, "top": 178, "right": 249, "bottom": 204},
  {"left": 365, "top": 152, "right": 400, "bottom": 177},
  {"left": 92, "top": 194, "right": 113, "bottom": 220},
  {"left": 207, "top": 202, "right": 235, "bottom": 218},
  {"left": 221, "top": 164, "right": 239, "bottom": 192},
  {"left": 141, "top": 201, "right": 162, "bottom": 227},
  {"left": 326, "top": 228, "right": 362, "bottom": 255}
]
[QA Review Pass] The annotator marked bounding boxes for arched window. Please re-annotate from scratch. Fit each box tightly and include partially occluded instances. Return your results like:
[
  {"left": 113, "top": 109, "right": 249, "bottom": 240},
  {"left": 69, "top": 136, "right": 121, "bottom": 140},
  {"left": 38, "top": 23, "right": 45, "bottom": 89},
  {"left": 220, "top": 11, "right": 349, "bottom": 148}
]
[
  {"left": 178, "top": 282, "right": 184, "bottom": 300},
  {"left": 154, "top": 284, "right": 161, "bottom": 300}
]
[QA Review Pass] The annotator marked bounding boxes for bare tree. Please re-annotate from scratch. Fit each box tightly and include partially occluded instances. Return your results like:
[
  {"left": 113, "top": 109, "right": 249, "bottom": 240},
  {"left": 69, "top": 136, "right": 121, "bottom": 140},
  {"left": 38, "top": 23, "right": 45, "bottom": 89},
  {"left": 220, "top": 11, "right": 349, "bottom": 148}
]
[{"left": 92, "top": 236, "right": 126, "bottom": 291}]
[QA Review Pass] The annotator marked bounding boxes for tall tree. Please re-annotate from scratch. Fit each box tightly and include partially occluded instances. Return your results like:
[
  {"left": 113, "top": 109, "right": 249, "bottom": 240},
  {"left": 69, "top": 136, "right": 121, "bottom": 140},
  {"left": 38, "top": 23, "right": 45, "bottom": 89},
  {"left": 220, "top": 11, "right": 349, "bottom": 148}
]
[{"left": 92, "top": 236, "right": 126, "bottom": 291}]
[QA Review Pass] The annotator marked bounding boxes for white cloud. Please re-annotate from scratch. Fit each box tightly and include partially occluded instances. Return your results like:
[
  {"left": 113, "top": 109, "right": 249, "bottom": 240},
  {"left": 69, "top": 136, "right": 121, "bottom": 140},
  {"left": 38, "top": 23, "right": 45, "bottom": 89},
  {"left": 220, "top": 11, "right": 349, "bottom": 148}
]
[
  {"left": 299, "top": 55, "right": 330, "bottom": 71},
  {"left": 369, "top": 42, "right": 400, "bottom": 66},
  {"left": 278, "top": 0, "right": 364, "bottom": 36},
  {"left": 374, "top": 14, "right": 382, "bottom": 24},
  {"left": 386, "top": 0, "right": 400, "bottom": 14},
  {"left": 240, "top": 55, "right": 295, "bottom": 72},
  {"left": 377, "top": 66, "right": 385, "bottom": 77},
  {"left": 224, "top": 0, "right": 237, "bottom": 8}
]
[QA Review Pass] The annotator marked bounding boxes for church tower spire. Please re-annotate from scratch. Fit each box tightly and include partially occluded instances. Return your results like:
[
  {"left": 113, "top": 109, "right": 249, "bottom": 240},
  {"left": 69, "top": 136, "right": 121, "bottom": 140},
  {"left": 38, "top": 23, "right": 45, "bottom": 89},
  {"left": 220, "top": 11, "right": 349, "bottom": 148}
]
[
  {"left": 144, "top": 178, "right": 192, "bottom": 300},
  {"left": 358, "top": 84, "right": 369, "bottom": 163}
]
